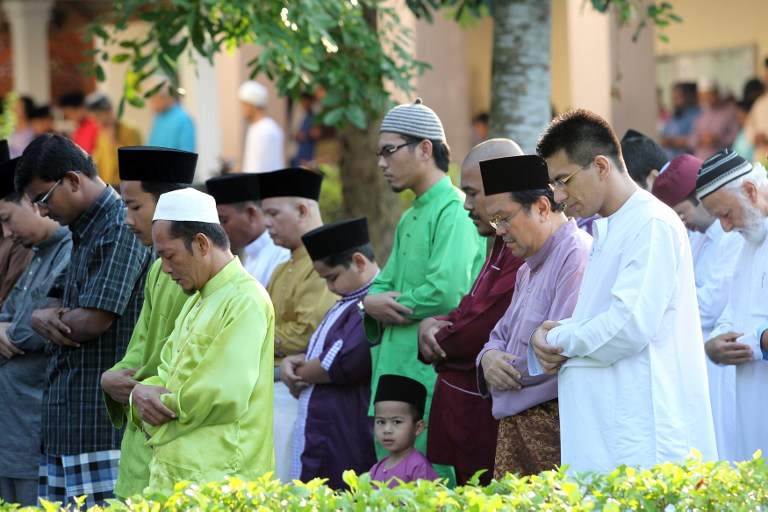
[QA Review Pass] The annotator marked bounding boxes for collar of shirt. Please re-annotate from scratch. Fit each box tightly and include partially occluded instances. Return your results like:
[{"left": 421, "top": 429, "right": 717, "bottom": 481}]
[
  {"left": 592, "top": 188, "right": 645, "bottom": 247},
  {"left": 412, "top": 175, "right": 452, "bottom": 209},
  {"left": 289, "top": 244, "right": 310, "bottom": 262},
  {"left": 199, "top": 257, "right": 242, "bottom": 299},
  {"left": 525, "top": 219, "right": 578, "bottom": 272},
  {"left": 33, "top": 226, "right": 70, "bottom": 253},
  {"left": 244, "top": 230, "right": 273, "bottom": 259},
  {"left": 340, "top": 270, "right": 380, "bottom": 303},
  {"left": 69, "top": 187, "right": 118, "bottom": 244}
]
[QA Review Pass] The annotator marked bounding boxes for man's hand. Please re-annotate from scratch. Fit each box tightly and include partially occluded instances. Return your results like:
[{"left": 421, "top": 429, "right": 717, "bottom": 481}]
[
  {"left": 101, "top": 368, "right": 139, "bottom": 404},
  {"left": 0, "top": 323, "right": 23, "bottom": 359},
  {"left": 480, "top": 350, "right": 522, "bottom": 391},
  {"left": 362, "top": 292, "right": 413, "bottom": 326},
  {"left": 132, "top": 384, "right": 176, "bottom": 427},
  {"left": 531, "top": 321, "right": 566, "bottom": 374},
  {"left": 280, "top": 354, "right": 309, "bottom": 398},
  {"left": 418, "top": 318, "right": 451, "bottom": 363},
  {"left": 30, "top": 307, "right": 77, "bottom": 347},
  {"left": 705, "top": 332, "right": 752, "bottom": 365}
]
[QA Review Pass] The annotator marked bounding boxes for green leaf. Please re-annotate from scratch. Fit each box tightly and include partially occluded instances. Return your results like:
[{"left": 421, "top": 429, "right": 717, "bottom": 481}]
[
  {"left": 111, "top": 53, "right": 131, "bottom": 64},
  {"left": 346, "top": 105, "right": 366, "bottom": 128},
  {"left": 323, "top": 107, "right": 345, "bottom": 126},
  {"left": 95, "top": 64, "right": 105, "bottom": 82}
]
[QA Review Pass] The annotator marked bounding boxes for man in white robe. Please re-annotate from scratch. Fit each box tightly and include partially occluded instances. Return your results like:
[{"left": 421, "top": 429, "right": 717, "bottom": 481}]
[
  {"left": 530, "top": 109, "right": 717, "bottom": 474},
  {"left": 652, "top": 153, "right": 744, "bottom": 459},
  {"left": 697, "top": 149, "right": 768, "bottom": 462}
]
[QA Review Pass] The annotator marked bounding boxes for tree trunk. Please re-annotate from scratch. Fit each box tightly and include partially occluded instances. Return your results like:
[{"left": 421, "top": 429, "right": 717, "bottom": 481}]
[
  {"left": 337, "top": 122, "right": 400, "bottom": 263},
  {"left": 489, "top": 0, "right": 552, "bottom": 153}
]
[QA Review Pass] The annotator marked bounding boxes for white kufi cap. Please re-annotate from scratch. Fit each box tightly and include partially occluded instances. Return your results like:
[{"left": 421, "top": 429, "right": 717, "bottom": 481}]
[
  {"left": 238, "top": 80, "right": 268, "bottom": 107},
  {"left": 153, "top": 188, "right": 220, "bottom": 224}
]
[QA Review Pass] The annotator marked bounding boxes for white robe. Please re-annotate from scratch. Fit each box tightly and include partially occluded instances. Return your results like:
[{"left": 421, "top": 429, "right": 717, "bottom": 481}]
[
  {"left": 242, "top": 117, "right": 285, "bottom": 173},
  {"left": 243, "top": 231, "right": 290, "bottom": 287},
  {"left": 690, "top": 220, "right": 743, "bottom": 459},
  {"left": 709, "top": 218, "right": 768, "bottom": 462},
  {"left": 531, "top": 189, "right": 717, "bottom": 473}
]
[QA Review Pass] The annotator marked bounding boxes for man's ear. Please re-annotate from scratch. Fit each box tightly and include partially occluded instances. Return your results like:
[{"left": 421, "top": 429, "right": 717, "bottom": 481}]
[
  {"left": 194, "top": 232, "right": 213, "bottom": 256},
  {"left": 414, "top": 418, "right": 426, "bottom": 437},
  {"left": 593, "top": 155, "right": 612, "bottom": 180},
  {"left": 65, "top": 171, "right": 83, "bottom": 193}
]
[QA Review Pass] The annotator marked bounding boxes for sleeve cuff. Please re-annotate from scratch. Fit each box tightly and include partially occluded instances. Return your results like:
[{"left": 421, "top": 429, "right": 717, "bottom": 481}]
[
  {"left": 363, "top": 313, "right": 383, "bottom": 345},
  {"left": 527, "top": 331, "right": 545, "bottom": 377}
]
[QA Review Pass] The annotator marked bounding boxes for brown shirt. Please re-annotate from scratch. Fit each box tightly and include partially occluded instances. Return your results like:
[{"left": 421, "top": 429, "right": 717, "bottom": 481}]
[{"left": 0, "top": 235, "right": 33, "bottom": 307}]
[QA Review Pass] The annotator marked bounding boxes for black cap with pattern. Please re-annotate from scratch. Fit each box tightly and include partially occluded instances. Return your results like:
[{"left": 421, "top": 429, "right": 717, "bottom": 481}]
[{"left": 695, "top": 149, "right": 753, "bottom": 200}]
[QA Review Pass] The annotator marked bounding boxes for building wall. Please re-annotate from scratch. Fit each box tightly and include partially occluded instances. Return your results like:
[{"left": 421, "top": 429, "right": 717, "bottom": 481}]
[{"left": 656, "top": 0, "right": 768, "bottom": 75}]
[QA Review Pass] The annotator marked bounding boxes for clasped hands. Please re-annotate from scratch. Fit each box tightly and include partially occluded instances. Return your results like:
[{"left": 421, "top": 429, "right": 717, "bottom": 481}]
[
  {"left": 281, "top": 354, "right": 309, "bottom": 398},
  {"left": 362, "top": 292, "right": 413, "bottom": 326}
]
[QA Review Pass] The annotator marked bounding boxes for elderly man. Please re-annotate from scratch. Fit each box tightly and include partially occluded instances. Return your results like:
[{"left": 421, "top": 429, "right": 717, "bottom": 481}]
[
  {"left": 362, "top": 99, "right": 485, "bottom": 479},
  {"left": 697, "top": 149, "right": 768, "bottom": 462},
  {"left": 238, "top": 81, "right": 285, "bottom": 172},
  {"left": 100, "top": 146, "right": 197, "bottom": 498},
  {"left": 652, "top": 154, "right": 744, "bottom": 460},
  {"left": 259, "top": 167, "right": 337, "bottom": 481},
  {"left": 206, "top": 173, "right": 289, "bottom": 286},
  {"left": 416, "top": 138, "right": 525, "bottom": 485},
  {"left": 130, "top": 188, "right": 274, "bottom": 494},
  {"left": 476, "top": 155, "right": 591, "bottom": 477},
  {"left": 530, "top": 109, "right": 717, "bottom": 473},
  {"left": 0, "top": 156, "right": 71, "bottom": 506},
  {"left": 16, "top": 134, "right": 151, "bottom": 506}
]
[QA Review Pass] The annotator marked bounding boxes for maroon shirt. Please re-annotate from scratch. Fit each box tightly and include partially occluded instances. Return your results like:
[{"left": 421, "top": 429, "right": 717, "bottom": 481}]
[{"left": 419, "top": 237, "right": 523, "bottom": 485}]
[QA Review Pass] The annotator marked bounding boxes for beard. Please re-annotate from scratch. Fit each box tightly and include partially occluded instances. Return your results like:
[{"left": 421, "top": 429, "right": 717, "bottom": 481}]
[{"left": 737, "top": 205, "right": 768, "bottom": 244}]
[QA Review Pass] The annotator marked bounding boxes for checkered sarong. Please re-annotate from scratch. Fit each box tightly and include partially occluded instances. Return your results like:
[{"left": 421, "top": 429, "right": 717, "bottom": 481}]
[{"left": 38, "top": 450, "right": 120, "bottom": 508}]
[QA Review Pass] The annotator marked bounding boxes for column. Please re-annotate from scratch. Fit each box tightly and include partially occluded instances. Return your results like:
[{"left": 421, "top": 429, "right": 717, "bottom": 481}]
[{"left": 2, "top": 0, "right": 54, "bottom": 104}]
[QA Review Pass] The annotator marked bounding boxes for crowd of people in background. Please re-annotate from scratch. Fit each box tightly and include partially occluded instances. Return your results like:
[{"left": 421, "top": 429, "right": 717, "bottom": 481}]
[{"left": 2, "top": 59, "right": 768, "bottom": 509}]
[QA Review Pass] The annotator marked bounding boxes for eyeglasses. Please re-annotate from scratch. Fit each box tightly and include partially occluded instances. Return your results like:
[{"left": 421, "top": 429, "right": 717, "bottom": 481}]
[
  {"left": 376, "top": 141, "right": 418, "bottom": 159},
  {"left": 551, "top": 162, "right": 592, "bottom": 190},
  {"left": 489, "top": 206, "right": 524, "bottom": 231},
  {"left": 33, "top": 179, "right": 62, "bottom": 207}
]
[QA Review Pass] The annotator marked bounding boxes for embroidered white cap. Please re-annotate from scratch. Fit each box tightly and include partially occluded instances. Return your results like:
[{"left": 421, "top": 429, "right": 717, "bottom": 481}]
[{"left": 153, "top": 188, "right": 220, "bottom": 224}]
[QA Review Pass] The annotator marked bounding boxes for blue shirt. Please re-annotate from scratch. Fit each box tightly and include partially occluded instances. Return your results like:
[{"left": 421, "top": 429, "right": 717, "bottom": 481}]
[
  {"left": 148, "top": 104, "right": 196, "bottom": 151},
  {"left": 661, "top": 106, "right": 700, "bottom": 158}
]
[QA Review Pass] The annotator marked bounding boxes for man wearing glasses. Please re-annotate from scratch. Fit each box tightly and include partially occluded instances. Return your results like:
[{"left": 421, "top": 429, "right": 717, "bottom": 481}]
[
  {"left": 14, "top": 134, "right": 151, "bottom": 507},
  {"left": 529, "top": 110, "right": 717, "bottom": 473},
  {"left": 476, "top": 154, "right": 591, "bottom": 478},
  {"left": 361, "top": 98, "right": 485, "bottom": 481}
]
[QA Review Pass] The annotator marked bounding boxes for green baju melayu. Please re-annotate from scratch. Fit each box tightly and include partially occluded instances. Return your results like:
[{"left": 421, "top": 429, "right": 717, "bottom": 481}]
[
  {"left": 364, "top": 176, "right": 486, "bottom": 456},
  {"left": 104, "top": 258, "right": 190, "bottom": 498},
  {"left": 131, "top": 258, "right": 275, "bottom": 495}
]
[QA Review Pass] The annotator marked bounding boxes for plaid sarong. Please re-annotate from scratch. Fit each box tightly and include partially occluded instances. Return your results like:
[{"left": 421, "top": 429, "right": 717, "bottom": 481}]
[{"left": 38, "top": 450, "right": 120, "bottom": 508}]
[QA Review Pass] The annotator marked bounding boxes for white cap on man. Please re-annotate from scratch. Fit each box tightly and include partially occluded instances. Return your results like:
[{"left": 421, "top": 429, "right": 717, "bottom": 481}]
[
  {"left": 153, "top": 188, "right": 220, "bottom": 224},
  {"left": 238, "top": 81, "right": 268, "bottom": 108}
]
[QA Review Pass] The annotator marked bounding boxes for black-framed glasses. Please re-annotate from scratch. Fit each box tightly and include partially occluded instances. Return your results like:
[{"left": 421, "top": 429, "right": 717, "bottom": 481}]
[
  {"left": 33, "top": 179, "right": 63, "bottom": 207},
  {"left": 376, "top": 141, "right": 418, "bottom": 159}
]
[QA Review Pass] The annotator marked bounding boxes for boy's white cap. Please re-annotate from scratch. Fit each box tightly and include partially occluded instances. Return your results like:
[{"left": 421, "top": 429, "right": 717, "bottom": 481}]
[{"left": 153, "top": 188, "right": 220, "bottom": 224}]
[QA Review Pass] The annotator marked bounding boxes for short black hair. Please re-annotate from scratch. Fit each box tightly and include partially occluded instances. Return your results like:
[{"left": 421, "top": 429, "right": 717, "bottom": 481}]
[
  {"left": 20, "top": 96, "right": 35, "bottom": 119},
  {"left": 140, "top": 181, "right": 189, "bottom": 202},
  {"left": 401, "top": 134, "right": 451, "bottom": 173},
  {"left": 167, "top": 221, "right": 230, "bottom": 252},
  {"left": 15, "top": 134, "right": 97, "bottom": 191},
  {"left": 58, "top": 91, "right": 85, "bottom": 108},
  {"left": 621, "top": 136, "right": 668, "bottom": 185},
  {"left": 472, "top": 112, "right": 489, "bottom": 125},
  {"left": 536, "top": 109, "right": 623, "bottom": 171},
  {"left": 319, "top": 243, "right": 375, "bottom": 268},
  {"left": 509, "top": 188, "right": 563, "bottom": 213}
]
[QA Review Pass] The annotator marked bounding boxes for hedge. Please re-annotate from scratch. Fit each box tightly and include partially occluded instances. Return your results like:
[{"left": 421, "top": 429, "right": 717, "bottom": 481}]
[{"left": 4, "top": 452, "right": 766, "bottom": 511}]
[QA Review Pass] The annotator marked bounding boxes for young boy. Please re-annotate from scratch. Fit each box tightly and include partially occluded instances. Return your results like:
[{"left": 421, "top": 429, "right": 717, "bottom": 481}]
[
  {"left": 282, "top": 217, "right": 379, "bottom": 489},
  {"left": 369, "top": 374, "right": 439, "bottom": 487}
]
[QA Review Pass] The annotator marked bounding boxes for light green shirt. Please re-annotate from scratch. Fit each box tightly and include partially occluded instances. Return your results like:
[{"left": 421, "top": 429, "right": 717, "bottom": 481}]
[
  {"left": 132, "top": 258, "right": 275, "bottom": 495},
  {"left": 105, "top": 258, "right": 190, "bottom": 498},
  {"left": 365, "top": 176, "right": 486, "bottom": 454}
]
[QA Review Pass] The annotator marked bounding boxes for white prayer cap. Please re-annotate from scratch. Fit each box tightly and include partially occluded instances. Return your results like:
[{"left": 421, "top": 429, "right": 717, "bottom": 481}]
[
  {"left": 153, "top": 188, "right": 220, "bottom": 224},
  {"left": 238, "top": 80, "right": 268, "bottom": 107}
]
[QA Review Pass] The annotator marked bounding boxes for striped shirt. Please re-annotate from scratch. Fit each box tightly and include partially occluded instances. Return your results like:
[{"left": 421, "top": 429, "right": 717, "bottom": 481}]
[{"left": 42, "top": 187, "right": 151, "bottom": 455}]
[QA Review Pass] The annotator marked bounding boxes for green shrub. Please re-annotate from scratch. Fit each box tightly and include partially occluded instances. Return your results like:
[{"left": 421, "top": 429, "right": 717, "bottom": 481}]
[{"left": 6, "top": 452, "right": 768, "bottom": 511}]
